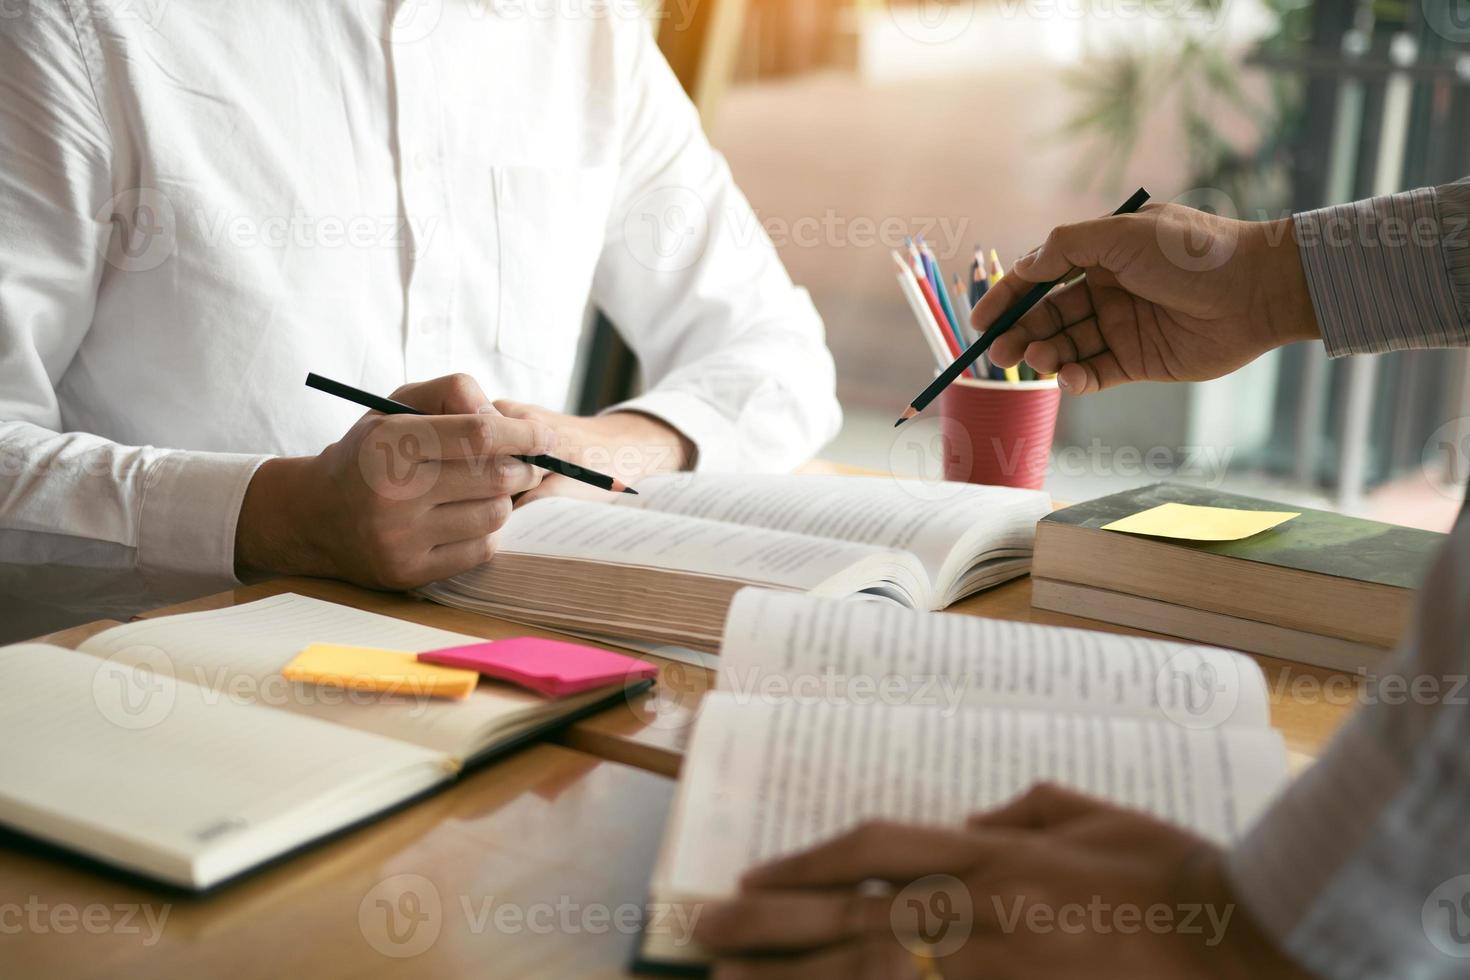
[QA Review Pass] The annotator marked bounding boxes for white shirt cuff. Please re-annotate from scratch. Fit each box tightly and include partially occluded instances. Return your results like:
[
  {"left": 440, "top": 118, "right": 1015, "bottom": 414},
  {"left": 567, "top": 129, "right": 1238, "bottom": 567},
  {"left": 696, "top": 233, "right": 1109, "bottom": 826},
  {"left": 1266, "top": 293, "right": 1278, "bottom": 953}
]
[{"left": 137, "top": 451, "right": 271, "bottom": 585}]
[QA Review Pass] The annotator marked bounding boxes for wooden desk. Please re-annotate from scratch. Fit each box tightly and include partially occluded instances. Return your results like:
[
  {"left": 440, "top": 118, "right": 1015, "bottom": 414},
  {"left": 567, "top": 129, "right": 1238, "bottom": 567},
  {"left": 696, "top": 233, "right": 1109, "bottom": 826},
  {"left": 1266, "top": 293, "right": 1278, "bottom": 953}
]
[
  {"left": 12, "top": 556, "right": 1361, "bottom": 978},
  {"left": 135, "top": 574, "right": 1359, "bottom": 776},
  {"left": 1, "top": 744, "right": 674, "bottom": 980},
  {"left": 33, "top": 619, "right": 125, "bottom": 648}
]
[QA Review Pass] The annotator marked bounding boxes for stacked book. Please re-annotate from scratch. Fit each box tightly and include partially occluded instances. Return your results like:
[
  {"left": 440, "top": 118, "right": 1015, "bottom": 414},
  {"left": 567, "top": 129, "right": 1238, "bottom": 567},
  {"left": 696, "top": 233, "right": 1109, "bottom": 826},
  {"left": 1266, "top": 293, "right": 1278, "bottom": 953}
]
[{"left": 1030, "top": 483, "right": 1445, "bottom": 672}]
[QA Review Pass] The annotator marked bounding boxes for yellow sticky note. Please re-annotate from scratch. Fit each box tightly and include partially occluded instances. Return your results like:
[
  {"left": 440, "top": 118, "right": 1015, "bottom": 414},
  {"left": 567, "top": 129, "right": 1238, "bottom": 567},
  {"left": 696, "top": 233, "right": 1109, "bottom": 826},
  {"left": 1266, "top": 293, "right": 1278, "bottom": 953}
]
[
  {"left": 283, "top": 644, "right": 479, "bottom": 700},
  {"left": 1101, "top": 502, "right": 1299, "bottom": 542}
]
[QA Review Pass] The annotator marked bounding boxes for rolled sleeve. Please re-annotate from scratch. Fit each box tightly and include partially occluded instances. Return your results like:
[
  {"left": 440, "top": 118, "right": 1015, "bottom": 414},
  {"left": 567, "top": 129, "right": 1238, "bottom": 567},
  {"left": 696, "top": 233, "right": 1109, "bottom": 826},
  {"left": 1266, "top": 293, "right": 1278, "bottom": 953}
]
[
  {"left": 138, "top": 451, "right": 270, "bottom": 585},
  {"left": 1295, "top": 180, "right": 1470, "bottom": 357}
]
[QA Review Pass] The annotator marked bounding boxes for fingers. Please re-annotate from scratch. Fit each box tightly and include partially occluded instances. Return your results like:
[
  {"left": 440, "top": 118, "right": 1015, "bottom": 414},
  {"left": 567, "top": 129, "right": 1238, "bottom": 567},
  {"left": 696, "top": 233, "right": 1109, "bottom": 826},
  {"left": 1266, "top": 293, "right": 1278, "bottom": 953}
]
[
  {"left": 355, "top": 446, "right": 543, "bottom": 507},
  {"left": 986, "top": 278, "right": 1096, "bottom": 368},
  {"left": 1021, "top": 317, "right": 1106, "bottom": 375},
  {"left": 742, "top": 822, "right": 1009, "bottom": 891},
  {"left": 363, "top": 399, "right": 555, "bottom": 498},
  {"left": 425, "top": 496, "right": 514, "bottom": 544},
  {"left": 395, "top": 413, "right": 555, "bottom": 461},
  {"left": 985, "top": 214, "right": 1150, "bottom": 368},
  {"left": 437, "top": 454, "right": 544, "bottom": 499},
  {"left": 493, "top": 398, "right": 549, "bottom": 423},
  {"left": 422, "top": 532, "right": 500, "bottom": 582},
  {"left": 515, "top": 474, "right": 609, "bottom": 508},
  {"left": 697, "top": 892, "right": 892, "bottom": 954},
  {"left": 391, "top": 373, "right": 492, "bottom": 416},
  {"left": 1056, "top": 351, "right": 1131, "bottom": 395},
  {"left": 968, "top": 270, "right": 1035, "bottom": 359},
  {"left": 1009, "top": 213, "right": 1151, "bottom": 284},
  {"left": 966, "top": 783, "right": 1107, "bottom": 832},
  {"left": 712, "top": 938, "right": 915, "bottom": 980}
]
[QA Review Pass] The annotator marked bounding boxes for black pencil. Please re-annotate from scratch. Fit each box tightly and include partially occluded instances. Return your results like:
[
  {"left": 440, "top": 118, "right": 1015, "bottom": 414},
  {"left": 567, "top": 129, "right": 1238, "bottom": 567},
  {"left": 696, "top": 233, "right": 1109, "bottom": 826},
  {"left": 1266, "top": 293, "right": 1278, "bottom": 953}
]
[
  {"left": 894, "top": 188, "right": 1151, "bottom": 426},
  {"left": 305, "top": 373, "right": 637, "bottom": 495}
]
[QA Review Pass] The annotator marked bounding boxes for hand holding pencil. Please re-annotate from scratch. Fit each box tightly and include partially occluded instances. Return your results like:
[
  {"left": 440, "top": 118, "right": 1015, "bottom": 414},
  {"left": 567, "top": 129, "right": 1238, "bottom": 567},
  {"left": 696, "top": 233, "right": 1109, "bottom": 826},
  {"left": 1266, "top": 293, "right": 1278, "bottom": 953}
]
[
  {"left": 236, "top": 373, "right": 559, "bottom": 592},
  {"left": 978, "top": 203, "right": 1320, "bottom": 395},
  {"left": 894, "top": 189, "right": 1150, "bottom": 424}
]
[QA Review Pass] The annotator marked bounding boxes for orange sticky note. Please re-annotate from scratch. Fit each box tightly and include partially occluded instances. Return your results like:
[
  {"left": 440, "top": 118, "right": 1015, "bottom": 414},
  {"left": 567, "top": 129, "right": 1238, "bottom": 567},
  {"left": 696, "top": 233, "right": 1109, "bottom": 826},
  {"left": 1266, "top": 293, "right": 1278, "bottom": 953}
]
[{"left": 283, "top": 644, "right": 479, "bottom": 700}]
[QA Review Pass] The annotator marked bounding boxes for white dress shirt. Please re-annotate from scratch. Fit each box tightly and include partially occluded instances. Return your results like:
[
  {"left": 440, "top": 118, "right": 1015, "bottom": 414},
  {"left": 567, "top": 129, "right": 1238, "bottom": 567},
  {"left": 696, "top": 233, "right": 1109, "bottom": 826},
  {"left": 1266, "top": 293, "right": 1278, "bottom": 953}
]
[{"left": 0, "top": 1, "right": 841, "bottom": 634}]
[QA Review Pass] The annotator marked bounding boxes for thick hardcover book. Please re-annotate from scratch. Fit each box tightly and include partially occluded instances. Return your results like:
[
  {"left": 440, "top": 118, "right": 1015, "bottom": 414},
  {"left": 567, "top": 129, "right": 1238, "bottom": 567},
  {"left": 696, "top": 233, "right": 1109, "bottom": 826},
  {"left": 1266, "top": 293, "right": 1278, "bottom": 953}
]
[{"left": 1033, "top": 483, "right": 1443, "bottom": 649}]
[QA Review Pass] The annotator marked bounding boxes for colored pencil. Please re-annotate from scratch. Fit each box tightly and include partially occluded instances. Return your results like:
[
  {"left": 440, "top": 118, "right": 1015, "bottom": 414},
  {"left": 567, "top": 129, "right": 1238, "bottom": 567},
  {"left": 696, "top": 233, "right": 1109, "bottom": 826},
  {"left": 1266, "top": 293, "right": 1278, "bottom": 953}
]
[
  {"left": 920, "top": 243, "right": 967, "bottom": 357},
  {"left": 949, "top": 273, "right": 986, "bottom": 378},
  {"left": 969, "top": 248, "right": 989, "bottom": 307},
  {"left": 905, "top": 255, "right": 962, "bottom": 360},
  {"left": 304, "top": 373, "right": 637, "bottom": 494},
  {"left": 966, "top": 254, "right": 1006, "bottom": 380},
  {"left": 894, "top": 262, "right": 951, "bottom": 370},
  {"left": 893, "top": 251, "right": 953, "bottom": 355},
  {"left": 950, "top": 274, "right": 972, "bottom": 339},
  {"left": 894, "top": 188, "right": 1151, "bottom": 425}
]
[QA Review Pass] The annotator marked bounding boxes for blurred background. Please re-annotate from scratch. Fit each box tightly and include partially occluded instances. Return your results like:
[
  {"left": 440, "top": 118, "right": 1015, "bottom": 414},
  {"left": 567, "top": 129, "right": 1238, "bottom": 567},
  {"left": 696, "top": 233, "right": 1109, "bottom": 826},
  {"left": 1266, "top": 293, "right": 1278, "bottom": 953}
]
[{"left": 591, "top": 0, "right": 1470, "bottom": 530}]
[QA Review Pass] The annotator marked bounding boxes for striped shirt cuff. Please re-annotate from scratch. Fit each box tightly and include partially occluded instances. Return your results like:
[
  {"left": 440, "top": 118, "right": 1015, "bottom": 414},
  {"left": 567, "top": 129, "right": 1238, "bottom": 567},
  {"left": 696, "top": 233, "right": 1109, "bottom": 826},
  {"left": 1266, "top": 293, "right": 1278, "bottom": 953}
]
[
  {"left": 1295, "top": 179, "right": 1470, "bottom": 357},
  {"left": 1442, "top": 177, "right": 1470, "bottom": 328}
]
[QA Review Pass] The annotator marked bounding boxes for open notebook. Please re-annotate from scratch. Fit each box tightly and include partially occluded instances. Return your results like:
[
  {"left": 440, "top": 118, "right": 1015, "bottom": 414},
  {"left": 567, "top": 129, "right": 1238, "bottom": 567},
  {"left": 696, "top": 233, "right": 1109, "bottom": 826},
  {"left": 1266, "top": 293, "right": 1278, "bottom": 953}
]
[
  {"left": 0, "top": 594, "right": 649, "bottom": 890},
  {"left": 637, "top": 589, "right": 1289, "bottom": 970},
  {"left": 422, "top": 474, "right": 1051, "bottom": 653}
]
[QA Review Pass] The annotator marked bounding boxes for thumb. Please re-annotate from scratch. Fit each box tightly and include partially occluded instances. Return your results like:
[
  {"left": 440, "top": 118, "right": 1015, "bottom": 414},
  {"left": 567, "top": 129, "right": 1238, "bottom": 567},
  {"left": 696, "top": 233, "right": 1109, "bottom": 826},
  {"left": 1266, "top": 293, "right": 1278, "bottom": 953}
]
[{"left": 1011, "top": 213, "right": 1151, "bottom": 284}]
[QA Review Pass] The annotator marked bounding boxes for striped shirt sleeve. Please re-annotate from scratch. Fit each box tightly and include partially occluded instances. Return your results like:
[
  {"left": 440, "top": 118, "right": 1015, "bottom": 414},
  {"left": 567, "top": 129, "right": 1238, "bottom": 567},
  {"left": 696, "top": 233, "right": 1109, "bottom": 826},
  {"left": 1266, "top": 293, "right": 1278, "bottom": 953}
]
[
  {"left": 1227, "top": 513, "right": 1470, "bottom": 977},
  {"left": 1294, "top": 178, "right": 1470, "bottom": 356}
]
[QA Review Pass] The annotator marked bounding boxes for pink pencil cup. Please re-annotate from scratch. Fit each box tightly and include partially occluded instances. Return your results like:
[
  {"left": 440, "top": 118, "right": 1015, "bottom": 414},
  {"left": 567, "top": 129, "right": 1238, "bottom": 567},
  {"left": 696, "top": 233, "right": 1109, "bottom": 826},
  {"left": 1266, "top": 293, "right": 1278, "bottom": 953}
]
[{"left": 937, "top": 377, "right": 1060, "bottom": 491}]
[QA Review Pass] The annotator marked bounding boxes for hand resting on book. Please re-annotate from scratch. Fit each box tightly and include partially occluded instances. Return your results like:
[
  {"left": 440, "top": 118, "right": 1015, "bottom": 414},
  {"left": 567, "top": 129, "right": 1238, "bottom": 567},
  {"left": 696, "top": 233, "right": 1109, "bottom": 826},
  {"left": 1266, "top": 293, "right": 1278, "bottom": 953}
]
[{"left": 696, "top": 784, "right": 1311, "bottom": 980}]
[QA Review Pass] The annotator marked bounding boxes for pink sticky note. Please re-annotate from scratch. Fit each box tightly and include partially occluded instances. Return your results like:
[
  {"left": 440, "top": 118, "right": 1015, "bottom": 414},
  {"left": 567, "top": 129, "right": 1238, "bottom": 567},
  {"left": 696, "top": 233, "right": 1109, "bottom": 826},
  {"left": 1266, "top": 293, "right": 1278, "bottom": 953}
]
[{"left": 417, "top": 638, "right": 659, "bottom": 698}]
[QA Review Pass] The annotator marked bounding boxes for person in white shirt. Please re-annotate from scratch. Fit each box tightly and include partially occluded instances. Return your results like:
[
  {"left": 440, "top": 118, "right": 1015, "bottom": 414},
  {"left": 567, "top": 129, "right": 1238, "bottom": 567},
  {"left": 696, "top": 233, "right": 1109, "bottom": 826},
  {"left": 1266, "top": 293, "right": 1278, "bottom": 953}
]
[{"left": 0, "top": 2, "right": 841, "bottom": 638}]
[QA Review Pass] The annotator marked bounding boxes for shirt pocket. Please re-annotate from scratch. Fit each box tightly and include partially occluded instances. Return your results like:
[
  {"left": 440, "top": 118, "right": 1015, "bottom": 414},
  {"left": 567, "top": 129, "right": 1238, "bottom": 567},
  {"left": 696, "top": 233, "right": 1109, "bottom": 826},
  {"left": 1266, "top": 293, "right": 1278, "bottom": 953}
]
[{"left": 494, "top": 165, "right": 619, "bottom": 373}]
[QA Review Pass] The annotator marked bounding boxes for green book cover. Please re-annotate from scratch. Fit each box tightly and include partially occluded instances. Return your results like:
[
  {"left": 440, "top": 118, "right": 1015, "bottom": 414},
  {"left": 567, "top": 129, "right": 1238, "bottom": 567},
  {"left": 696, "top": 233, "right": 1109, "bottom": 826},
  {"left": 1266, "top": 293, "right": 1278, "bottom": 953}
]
[{"left": 1043, "top": 483, "right": 1444, "bottom": 590}]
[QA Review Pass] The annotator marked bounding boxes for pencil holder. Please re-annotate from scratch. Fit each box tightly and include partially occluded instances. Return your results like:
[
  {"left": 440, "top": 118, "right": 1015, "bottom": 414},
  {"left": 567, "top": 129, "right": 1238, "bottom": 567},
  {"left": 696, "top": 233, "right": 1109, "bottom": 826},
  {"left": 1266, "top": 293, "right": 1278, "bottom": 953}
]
[{"left": 938, "top": 377, "right": 1060, "bottom": 491}]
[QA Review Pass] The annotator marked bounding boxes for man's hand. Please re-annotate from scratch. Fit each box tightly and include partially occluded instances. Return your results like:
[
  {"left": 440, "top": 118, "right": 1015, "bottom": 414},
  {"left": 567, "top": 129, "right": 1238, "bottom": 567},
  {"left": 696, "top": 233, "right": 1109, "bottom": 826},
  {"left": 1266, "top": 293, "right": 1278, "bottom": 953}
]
[
  {"left": 494, "top": 401, "right": 694, "bottom": 504},
  {"left": 980, "top": 205, "right": 1321, "bottom": 394},
  {"left": 235, "top": 374, "right": 555, "bottom": 590},
  {"left": 695, "top": 785, "right": 1311, "bottom": 980}
]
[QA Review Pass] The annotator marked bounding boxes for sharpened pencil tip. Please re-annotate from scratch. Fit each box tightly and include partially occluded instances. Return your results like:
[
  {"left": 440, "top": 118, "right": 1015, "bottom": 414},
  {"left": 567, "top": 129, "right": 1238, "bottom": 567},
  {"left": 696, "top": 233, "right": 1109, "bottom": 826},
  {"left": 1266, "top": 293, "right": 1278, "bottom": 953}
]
[
  {"left": 613, "top": 479, "right": 637, "bottom": 495},
  {"left": 894, "top": 407, "right": 919, "bottom": 427}
]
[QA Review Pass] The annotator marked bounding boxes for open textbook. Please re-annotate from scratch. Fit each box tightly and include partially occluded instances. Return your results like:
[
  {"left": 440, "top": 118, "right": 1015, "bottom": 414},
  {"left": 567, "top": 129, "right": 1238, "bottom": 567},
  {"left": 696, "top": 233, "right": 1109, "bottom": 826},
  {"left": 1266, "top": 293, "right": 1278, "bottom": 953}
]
[
  {"left": 638, "top": 589, "right": 1289, "bottom": 969},
  {"left": 0, "top": 595, "right": 648, "bottom": 890},
  {"left": 422, "top": 474, "right": 1051, "bottom": 653}
]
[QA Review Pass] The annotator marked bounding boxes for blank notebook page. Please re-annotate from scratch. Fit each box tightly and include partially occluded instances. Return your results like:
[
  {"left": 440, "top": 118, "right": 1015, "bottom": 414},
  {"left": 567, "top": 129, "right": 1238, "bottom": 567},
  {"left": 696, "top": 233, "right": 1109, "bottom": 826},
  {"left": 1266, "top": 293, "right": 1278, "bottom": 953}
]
[{"left": 0, "top": 644, "right": 444, "bottom": 875}]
